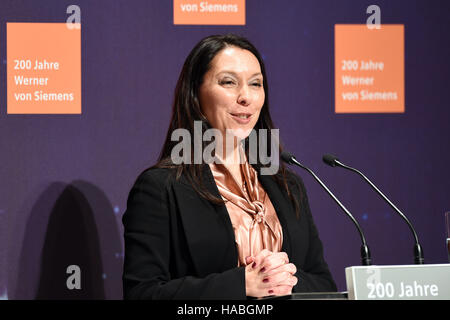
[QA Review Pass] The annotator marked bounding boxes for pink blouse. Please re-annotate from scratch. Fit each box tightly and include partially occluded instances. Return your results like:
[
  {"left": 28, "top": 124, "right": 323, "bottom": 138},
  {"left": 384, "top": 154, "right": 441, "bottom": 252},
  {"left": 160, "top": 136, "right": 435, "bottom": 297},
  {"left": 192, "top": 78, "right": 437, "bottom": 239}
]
[{"left": 209, "top": 151, "right": 283, "bottom": 267}]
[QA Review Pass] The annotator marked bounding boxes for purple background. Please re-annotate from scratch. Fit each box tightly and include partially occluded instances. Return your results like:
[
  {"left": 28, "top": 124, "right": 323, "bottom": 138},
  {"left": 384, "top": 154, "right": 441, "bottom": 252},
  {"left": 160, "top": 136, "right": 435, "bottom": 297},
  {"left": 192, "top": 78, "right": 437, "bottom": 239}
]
[{"left": 0, "top": 0, "right": 449, "bottom": 299}]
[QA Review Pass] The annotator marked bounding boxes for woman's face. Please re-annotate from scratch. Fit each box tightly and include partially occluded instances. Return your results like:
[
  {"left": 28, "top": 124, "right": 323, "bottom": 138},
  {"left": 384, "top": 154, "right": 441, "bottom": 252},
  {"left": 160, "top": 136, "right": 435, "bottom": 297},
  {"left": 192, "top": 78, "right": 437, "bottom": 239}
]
[{"left": 199, "top": 46, "right": 265, "bottom": 140}]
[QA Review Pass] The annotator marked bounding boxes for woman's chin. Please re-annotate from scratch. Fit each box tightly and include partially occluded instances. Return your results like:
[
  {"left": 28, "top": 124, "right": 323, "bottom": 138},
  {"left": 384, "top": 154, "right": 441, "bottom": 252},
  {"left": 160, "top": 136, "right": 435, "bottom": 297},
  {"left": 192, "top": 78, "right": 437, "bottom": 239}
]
[{"left": 226, "top": 127, "right": 253, "bottom": 140}]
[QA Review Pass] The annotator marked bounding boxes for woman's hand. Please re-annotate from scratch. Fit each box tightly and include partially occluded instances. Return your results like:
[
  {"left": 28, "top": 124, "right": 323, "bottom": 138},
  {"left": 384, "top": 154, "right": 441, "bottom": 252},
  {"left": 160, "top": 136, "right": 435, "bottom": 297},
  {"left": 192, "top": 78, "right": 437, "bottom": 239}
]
[{"left": 244, "top": 249, "right": 298, "bottom": 297}]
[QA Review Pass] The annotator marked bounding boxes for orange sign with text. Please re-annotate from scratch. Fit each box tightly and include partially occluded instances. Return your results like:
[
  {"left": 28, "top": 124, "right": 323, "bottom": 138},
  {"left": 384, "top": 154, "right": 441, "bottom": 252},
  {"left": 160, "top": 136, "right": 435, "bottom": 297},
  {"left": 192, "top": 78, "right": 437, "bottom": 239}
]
[
  {"left": 335, "top": 24, "right": 404, "bottom": 113},
  {"left": 174, "top": 0, "right": 245, "bottom": 25},
  {"left": 7, "top": 23, "right": 81, "bottom": 114}
]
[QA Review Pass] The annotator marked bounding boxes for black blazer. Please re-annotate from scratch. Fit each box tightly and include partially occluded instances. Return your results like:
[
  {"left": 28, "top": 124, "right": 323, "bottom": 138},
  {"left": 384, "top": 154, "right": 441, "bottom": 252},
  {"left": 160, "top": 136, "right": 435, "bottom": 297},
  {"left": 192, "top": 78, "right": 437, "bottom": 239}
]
[{"left": 122, "top": 164, "right": 337, "bottom": 299}]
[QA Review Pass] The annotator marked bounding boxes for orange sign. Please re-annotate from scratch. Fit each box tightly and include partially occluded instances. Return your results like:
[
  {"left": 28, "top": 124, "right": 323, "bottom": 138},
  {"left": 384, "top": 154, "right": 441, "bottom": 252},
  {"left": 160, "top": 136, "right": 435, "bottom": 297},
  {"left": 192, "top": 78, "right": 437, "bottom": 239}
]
[
  {"left": 174, "top": 0, "right": 245, "bottom": 25},
  {"left": 7, "top": 23, "right": 81, "bottom": 114},
  {"left": 335, "top": 24, "right": 404, "bottom": 113}
]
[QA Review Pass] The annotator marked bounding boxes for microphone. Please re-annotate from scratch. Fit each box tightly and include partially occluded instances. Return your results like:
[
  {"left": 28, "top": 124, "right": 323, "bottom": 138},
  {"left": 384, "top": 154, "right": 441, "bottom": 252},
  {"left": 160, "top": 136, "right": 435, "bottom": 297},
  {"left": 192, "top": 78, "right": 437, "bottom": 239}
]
[
  {"left": 323, "top": 154, "right": 424, "bottom": 264},
  {"left": 281, "top": 151, "right": 372, "bottom": 266}
]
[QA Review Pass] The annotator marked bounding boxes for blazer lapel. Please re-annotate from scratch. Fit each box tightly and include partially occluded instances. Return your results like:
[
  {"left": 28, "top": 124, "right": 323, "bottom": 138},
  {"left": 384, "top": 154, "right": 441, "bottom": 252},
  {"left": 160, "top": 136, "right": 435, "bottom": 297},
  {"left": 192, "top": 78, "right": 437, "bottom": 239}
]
[{"left": 172, "top": 165, "right": 238, "bottom": 277}]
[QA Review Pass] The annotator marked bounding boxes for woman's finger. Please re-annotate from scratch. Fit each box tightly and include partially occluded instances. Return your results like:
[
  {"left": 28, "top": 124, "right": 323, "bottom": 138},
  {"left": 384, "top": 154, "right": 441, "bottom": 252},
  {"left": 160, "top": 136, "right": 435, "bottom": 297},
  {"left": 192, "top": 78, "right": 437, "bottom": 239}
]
[
  {"left": 259, "top": 252, "right": 289, "bottom": 273},
  {"left": 245, "top": 256, "right": 254, "bottom": 266},
  {"left": 267, "top": 285, "right": 293, "bottom": 297},
  {"left": 251, "top": 249, "right": 272, "bottom": 270},
  {"left": 264, "top": 263, "right": 297, "bottom": 277},
  {"left": 262, "top": 271, "right": 292, "bottom": 287}
]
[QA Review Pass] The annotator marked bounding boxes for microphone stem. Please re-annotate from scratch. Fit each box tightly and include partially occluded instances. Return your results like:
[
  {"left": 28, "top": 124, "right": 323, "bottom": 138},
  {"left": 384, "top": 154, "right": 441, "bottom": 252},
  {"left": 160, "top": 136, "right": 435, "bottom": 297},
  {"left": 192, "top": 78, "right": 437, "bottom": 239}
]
[
  {"left": 336, "top": 160, "right": 419, "bottom": 245},
  {"left": 336, "top": 160, "right": 424, "bottom": 264},
  {"left": 290, "top": 158, "right": 371, "bottom": 265}
]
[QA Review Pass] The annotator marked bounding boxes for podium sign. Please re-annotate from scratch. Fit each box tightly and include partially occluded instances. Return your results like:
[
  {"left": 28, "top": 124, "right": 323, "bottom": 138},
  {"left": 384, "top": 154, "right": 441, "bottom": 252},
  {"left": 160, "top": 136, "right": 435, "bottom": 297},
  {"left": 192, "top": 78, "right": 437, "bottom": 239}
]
[{"left": 345, "top": 264, "right": 450, "bottom": 300}]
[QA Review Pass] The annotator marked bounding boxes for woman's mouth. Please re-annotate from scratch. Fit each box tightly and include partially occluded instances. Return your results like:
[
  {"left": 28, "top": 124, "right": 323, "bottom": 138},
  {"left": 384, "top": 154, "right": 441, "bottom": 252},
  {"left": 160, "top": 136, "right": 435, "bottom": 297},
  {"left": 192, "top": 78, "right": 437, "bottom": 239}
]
[{"left": 230, "top": 113, "right": 252, "bottom": 124}]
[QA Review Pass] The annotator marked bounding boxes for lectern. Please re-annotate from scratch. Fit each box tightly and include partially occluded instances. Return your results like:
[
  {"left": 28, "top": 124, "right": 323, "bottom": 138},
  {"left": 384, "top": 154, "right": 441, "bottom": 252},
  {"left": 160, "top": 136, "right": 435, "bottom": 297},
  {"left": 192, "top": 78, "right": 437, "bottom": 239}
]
[{"left": 264, "top": 264, "right": 450, "bottom": 300}]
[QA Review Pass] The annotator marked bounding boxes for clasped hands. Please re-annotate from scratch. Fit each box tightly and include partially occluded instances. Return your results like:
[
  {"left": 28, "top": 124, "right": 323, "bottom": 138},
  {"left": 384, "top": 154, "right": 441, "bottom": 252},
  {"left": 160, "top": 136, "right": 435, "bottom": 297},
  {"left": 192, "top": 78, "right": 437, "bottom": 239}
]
[{"left": 245, "top": 249, "right": 298, "bottom": 298}]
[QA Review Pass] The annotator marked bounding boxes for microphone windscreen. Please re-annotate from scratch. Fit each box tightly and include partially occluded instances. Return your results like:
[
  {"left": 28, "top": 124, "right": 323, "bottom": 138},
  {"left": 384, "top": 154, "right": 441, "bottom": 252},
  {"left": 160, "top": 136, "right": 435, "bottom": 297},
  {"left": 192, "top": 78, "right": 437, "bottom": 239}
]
[
  {"left": 323, "top": 154, "right": 339, "bottom": 167},
  {"left": 280, "top": 151, "right": 294, "bottom": 164}
]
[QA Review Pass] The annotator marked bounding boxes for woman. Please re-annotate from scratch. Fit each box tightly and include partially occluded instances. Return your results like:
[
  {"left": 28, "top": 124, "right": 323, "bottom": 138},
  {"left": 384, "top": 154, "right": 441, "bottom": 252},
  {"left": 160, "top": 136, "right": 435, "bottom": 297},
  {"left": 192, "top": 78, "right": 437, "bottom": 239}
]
[{"left": 122, "top": 34, "right": 336, "bottom": 299}]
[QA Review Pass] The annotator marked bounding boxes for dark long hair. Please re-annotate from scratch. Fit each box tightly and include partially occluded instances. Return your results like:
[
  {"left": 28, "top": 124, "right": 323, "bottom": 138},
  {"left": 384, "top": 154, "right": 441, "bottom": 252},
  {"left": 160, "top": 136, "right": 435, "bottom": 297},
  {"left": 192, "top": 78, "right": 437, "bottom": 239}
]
[{"left": 152, "top": 34, "right": 300, "bottom": 216}]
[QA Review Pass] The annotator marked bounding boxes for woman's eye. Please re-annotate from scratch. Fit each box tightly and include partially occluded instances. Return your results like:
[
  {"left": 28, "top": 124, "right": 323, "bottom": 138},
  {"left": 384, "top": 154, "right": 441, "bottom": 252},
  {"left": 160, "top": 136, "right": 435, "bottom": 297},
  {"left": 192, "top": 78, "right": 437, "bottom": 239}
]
[
  {"left": 219, "top": 79, "right": 235, "bottom": 85},
  {"left": 251, "top": 82, "right": 262, "bottom": 87}
]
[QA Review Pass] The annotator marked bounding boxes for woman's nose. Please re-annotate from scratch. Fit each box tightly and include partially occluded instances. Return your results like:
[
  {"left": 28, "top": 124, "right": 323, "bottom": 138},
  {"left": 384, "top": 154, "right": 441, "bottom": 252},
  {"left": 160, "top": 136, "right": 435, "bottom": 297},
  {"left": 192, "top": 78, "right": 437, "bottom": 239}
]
[{"left": 237, "top": 85, "right": 251, "bottom": 106}]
